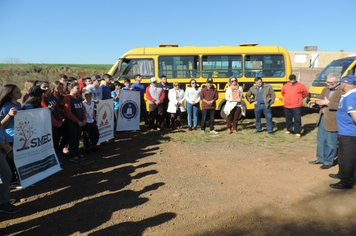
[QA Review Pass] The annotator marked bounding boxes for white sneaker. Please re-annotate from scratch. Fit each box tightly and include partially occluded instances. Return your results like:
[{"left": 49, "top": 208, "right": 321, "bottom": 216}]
[
  {"left": 200, "top": 130, "right": 205, "bottom": 134},
  {"left": 209, "top": 130, "right": 218, "bottom": 134}
]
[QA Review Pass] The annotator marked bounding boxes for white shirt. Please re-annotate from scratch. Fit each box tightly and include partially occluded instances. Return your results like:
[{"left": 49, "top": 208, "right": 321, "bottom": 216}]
[
  {"left": 185, "top": 87, "right": 201, "bottom": 104},
  {"left": 82, "top": 100, "right": 95, "bottom": 123}
]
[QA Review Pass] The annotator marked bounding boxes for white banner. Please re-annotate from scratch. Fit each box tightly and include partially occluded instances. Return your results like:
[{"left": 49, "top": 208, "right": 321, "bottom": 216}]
[
  {"left": 116, "top": 90, "right": 140, "bottom": 131},
  {"left": 96, "top": 99, "right": 114, "bottom": 143},
  {"left": 13, "top": 108, "right": 62, "bottom": 189}
]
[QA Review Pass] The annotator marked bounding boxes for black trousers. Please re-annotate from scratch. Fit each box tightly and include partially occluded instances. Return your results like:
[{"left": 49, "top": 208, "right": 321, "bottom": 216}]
[
  {"left": 162, "top": 99, "right": 170, "bottom": 127},
  {"left": 338, "top": 135, "right": 356, "bottom": 186},
  {"left": 140, "top": 97, "right": 149, "bottom": 122},
  {"left": 82, "top": 121, "right": 99, "bottom": 149},
  {"left": 284, "top": 107, "right": 302, "bottom": 134},
  {"left": 52, "top": 126, "right": 61, "bottom": 155},
  {"left": 66, "top": 121, "right": 82, "bottom": 158},
  {"left": 149, "top": 103, "right": 163, "bottom": 129},
  {"left": 201, "top": 109, "right": 215, "bottom": 131}
]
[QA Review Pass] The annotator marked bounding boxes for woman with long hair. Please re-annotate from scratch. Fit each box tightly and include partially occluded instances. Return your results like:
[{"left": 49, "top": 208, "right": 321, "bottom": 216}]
[
  {"left": 185, "top": 79, "right": 201, "bottom": 131},
  {"left": 0, "top": 84, "right": 22, "bottom": 188},
  {"left": 224, "top": 76, "right": 243, "bottom": 134}
]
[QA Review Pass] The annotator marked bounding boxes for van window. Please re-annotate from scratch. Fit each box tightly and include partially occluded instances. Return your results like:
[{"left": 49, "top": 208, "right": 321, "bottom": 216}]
[
  {"left": 158, "top": 56, "right": 199, "bottom": 78},
  {"left": 202, "top": 55, "right": 242, "bottom": 78},
  {"left": 244, "top": 55, "right": 285, "bottom": 77},
  {"left": 311, "top": 58, "right": 355, "bottom": 86},
  {"left": 113, "top": 59, "right": 154, "bottom": 79}
]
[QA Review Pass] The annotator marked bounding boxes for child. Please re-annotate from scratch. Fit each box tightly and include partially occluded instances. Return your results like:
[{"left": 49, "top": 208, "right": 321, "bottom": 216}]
[
  {"left": 82, "top": 90, "right": 100, "bottom": 152},
  {"left": 131, "top": 74, "right": 149, "bottom": 126},
  {"left": 63, "top": 82, "right": 87, "bottom": 162},
  {"left": 22, "top": 86, "right": 46, "bottom": 110},
  {"left": 51, "top": 81, "right": 68, "bottom": 156},
  {"left": 0, "top": 84, "right": 22, "bottom": 187},
  {"left": 34, "top": 80, "right": 50, "bottom": 91},
  {"left": 111, "top": 81, "right": 121, "bottom": 128},
  {"left": 100, "top": 74, "right": 112, "bottom": 100},
  {"left": 0, "top": 84, "right": 22, "bottom": 144},
  {"left": 122, "top": 78, "right": 133, "bottom": 91},
  {"left": 86, "top": 75, "right": 102, "bottom": 103},
  {"left": 0, "top": 126, "right": 21, "bottom": 214},
  {"left": 84, "top": 77, "right": 92, "bottom": 87},
  {"left": 42, "top": 85, "right": 63, "bottom": 158},
  {"left": 22, "top": 80, "right": 35, "bottom": 104}
]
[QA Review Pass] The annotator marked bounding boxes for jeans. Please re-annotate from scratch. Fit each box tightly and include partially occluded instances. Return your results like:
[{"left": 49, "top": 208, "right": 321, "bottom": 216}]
[
  {"left": 316, "top": 115, "right": 338, "bottom": 165},
  {"left": 254, "top": 103, "right": 273, "bottom": 132},
  {"left": 284, "top": 107, "right": 302, "bottom": 134},
  {"left": 201, "top": 109, "right": 215, "bottom": 131},
  {"left": 338, "top": 134, "right": 356, "bottom": 186},
  {"left": 186, "top": 102, "right": 199, "bottom": 128}
]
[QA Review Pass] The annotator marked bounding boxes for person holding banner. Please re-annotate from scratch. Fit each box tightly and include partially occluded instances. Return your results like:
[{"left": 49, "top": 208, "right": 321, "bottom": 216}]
[
  {"left": 131, "top": 74, "right": 149, "bottom": 126},
  {"left": 0, "top": 126, "right": 22, "bottom": 214},
  {"left": 63, "top": 82, "right": 88, "bottom": 163},
  {"left": 146, "top": 77, "right": 165, "bottom": 130},
  {"left": 0, "top": 84, "right": 22, "bottom": 188},
  {"left": 82, "top": 90, "right": 100, "bottom": 152}
]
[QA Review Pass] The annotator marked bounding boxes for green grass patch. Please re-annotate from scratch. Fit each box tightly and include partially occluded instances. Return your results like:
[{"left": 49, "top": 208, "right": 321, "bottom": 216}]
[{"left": 0, "top": 63, "right": 112, "bottom": 71}]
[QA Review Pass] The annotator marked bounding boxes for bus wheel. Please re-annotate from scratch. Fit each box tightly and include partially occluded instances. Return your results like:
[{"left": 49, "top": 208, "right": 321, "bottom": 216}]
[{"left": 220, "top": 104, "right": 227, "bottom": 120}]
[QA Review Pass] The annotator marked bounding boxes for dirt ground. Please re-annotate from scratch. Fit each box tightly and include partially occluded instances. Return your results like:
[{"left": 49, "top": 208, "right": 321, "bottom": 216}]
[{"left": 1, "top": 112, "right": 356, "bottom": 236}]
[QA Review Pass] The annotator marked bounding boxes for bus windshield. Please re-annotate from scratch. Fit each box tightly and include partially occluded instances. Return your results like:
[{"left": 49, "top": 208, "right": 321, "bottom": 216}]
[
  {"left": 312, "top": 59, "right": 354, "bottom": 86},
  {"left": 112, "top": 58, "right": 154, "bottom": 80}
]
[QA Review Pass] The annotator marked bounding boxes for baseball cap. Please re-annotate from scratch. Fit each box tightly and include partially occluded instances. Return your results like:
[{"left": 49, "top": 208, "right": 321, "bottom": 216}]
[
  {"left": 340, "top": 75, "right": 356, "bottom": 85},
  {"left": 29, "top": 86, "right": 47, "bottom": 97},
  {"left": 91, "top": 75, "right": 102, "bottom": 81},
  {"left": 150, "top": 77, "right": 157, "bottom": 83},
  {"left": 207, "top": 78, "right": 213, "bottom": 83}
]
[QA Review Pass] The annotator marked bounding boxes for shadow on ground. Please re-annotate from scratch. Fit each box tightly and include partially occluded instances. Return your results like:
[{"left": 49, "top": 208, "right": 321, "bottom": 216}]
[{"left": 1, "top": 127, "right": 176, "bottom": 235}]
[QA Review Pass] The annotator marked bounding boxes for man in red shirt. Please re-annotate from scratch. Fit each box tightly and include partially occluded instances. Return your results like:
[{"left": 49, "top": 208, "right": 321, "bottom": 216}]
[{"left": 281, "top": 74, "right": 308, "bottom": 138}]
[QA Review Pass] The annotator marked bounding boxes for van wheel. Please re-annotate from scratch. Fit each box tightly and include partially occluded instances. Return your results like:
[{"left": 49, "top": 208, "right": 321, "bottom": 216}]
[{"left": 220, "top": 104, "right": 227, "bottom": 120}]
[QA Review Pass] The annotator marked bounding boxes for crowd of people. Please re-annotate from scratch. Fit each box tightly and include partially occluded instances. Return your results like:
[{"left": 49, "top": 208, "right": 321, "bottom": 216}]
[{"left": 0, "top": 72, "right": 356, "bottom": 215}]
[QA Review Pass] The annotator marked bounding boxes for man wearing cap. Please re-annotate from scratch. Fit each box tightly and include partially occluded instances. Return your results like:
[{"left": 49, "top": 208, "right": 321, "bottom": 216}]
[
  {"left": 307, "top": 73, "right": 344, "bottom": 170},
  {"left": 85, "top": 75, "right": 102, "bottom": 103},
  {"left": 146, "top": 77, "right": 165, "bottom": 130},
  {"left": 200, "top": 78, "right": 219, "bottom": 134},
  {"left": 329, "top": 75, "right": 356, "bottom": 189},
  {"left": 281, "top": 74, "right": 308, "bottom": 138}
]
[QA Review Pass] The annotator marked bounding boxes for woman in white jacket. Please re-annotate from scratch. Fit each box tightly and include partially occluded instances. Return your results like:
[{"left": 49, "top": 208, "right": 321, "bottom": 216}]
[
  {"left": 167, "top": 82, "right": 186, "bottom": 130},
  {"left": 224, "top": 76, "right": 243, "bottom": 134}
]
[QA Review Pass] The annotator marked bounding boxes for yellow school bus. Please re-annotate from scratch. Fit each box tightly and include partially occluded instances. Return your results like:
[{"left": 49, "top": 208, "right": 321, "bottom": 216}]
[
  {"left": 308, "top": 56, "right": 356, "bottom": 102},
  {"left": 108, "top": 43, "right": 292, "bottom": 116}
]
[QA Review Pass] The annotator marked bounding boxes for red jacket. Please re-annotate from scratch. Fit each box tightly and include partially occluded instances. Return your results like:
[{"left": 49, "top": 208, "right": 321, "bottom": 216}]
[{"left": 281, "top": 82, "right": 308, "bottom": 108}]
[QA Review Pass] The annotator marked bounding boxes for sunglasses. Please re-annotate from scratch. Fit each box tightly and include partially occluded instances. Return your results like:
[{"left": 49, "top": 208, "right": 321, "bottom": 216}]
[
  {"left": 231, "top": 80, "right": 237, "bottom": 82},
  {"left": 191, "top": 82, "right": 196, "bottom": 84}
]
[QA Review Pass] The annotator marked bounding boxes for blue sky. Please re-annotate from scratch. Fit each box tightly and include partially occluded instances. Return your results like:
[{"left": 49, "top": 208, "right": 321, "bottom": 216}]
[{"left": 1, "top": 0, "right": 355, "bottom": 65}]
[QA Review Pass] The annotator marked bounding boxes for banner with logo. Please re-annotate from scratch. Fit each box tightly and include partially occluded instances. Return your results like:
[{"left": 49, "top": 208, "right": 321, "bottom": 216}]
[
  {"left": 116, "top": 90, "right": 140, "bottom": 131},
  {"left": 96, "top": 99, "right": 114, "bottom": 143},
  {"left": 13, "top": 108, "right": 62, "bottom": 189}
]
